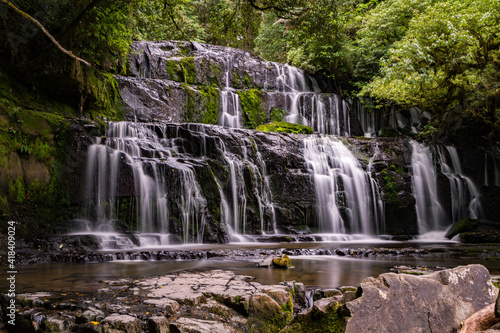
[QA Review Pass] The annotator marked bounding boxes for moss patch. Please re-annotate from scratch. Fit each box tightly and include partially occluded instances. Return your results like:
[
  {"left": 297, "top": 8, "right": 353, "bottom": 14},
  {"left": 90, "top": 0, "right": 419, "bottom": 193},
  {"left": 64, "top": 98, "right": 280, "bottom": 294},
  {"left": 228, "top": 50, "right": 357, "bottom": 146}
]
[
  {"left": 256, "top": 122, "right": 313, "bottom": 134},
  {"left": 445, "top": 217, "right": 481, "bottom": 239},
  {"left": 381, "top": 170, "right": 399, "bottom": 205},
  {"left": 282, "top": 302, "right": 346, "bottom": 333},
  {"left": 237, "top": 89, "right": 265, "bottom": 129},
  {"left": 181, "top": 57, "right": 196, "bottom": 85}
]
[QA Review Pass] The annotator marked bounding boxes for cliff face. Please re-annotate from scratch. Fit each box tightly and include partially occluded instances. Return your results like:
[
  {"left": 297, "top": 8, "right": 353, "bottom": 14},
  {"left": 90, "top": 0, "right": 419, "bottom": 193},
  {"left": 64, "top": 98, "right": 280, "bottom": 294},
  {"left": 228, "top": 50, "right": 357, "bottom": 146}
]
[{"left": 2, "top": 41, "right": 499, "bottom": 243}]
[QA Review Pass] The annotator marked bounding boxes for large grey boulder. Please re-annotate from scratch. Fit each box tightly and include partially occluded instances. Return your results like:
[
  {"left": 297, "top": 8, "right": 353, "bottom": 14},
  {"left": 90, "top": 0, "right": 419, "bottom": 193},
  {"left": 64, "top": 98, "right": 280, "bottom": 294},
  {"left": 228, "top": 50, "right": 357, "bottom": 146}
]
[{"left": 345, "top": 264, "right": 498, "bottom": 333}]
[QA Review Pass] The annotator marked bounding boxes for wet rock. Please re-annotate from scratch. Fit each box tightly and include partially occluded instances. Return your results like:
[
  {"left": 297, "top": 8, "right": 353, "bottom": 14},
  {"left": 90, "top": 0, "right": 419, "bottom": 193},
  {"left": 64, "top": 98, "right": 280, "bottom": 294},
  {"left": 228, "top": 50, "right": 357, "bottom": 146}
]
[
  {"left": 272, "top": 254, "right": 292, "bottom": 268},
  {"left": 147, "top": 316, "right": 170, "bottom": 333},
  {"left": 101, "top": 314, "right": 142, "bottom": 333},
  {"left": 170, "top": 317, "right": 236, "bottom": 333},
  {"left": 345, "top": 264, "right": 498, "bottom": 333}
]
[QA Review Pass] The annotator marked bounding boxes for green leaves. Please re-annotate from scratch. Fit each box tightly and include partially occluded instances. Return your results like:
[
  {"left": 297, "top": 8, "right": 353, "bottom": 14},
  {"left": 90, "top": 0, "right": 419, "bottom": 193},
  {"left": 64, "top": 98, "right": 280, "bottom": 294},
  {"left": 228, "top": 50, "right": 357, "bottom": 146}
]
[{"left": 360, "top": 0, "right": 500, "bottom": 117}]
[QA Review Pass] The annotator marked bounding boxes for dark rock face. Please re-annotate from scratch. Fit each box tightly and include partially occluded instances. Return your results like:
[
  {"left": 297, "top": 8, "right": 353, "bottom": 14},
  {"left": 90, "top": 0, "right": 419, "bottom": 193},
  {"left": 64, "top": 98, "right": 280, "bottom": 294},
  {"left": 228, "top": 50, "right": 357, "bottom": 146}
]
[
  {"left": 345, "top": 264, "right": 498, "bottom": 333},
  {"left": 62, "top": 119, "right": 425, "bottom": 243},
  {"left": 119, "top": 40, "right": 362, "bottom": 136}
]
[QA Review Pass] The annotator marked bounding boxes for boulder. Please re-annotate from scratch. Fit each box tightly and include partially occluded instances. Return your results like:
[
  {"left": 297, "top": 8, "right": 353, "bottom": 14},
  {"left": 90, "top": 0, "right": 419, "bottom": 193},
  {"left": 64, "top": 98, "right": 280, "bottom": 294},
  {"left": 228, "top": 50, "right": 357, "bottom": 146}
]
[
  {"left": 345, "top": 264, "right": 498, "bottom": 333},
  {"left": 272, "top": 254, "right": 292, "bottom": 268}
]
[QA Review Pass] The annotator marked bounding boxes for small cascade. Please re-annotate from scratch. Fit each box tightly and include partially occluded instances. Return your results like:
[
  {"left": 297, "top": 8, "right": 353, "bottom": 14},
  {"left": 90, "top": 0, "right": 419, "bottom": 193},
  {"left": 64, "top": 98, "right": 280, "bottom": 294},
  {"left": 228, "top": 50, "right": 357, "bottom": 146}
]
[
  {"left": 353, "top": 99, "right": 378, "bottom": 137},
  {"left": 411, "top": 141, "right": 447, "bottom": 233},
  {"left": 438, "top": 146, "right": 482, "bottom": 220},
  {"left": 303, "top": 136, "right": 384, "bottom": 234},
  {"left": 216, "top": 132, "right": 276, "bottom": 241},
  {"left": 219, "top": 55, "right": 242, "bottom": 128},
  {"left": 83, "top": 122, "right": 208, "bottom": 246},
  {"left": 484, "top": 153, "right": 500, "bottom": 187}
]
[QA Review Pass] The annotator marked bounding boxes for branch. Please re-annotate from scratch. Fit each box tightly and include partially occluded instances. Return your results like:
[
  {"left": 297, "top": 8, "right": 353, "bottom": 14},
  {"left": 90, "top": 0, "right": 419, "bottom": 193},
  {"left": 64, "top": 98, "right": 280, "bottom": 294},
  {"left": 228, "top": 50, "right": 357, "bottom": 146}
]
[
  {"left": 0, "top": 0, "right": 92, "bottom": 67},
  {"left": 459, "top": 303, "right": 500, "bottom": 333}
]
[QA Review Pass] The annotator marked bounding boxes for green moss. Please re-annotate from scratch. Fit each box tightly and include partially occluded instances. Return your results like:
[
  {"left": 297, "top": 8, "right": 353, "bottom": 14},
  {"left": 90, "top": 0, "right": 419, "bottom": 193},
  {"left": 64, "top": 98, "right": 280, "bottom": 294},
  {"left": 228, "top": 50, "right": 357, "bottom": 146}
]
[
  {"left": 166, "top": 59, "right": 183, "bottom": 82},
  {"left": 446, "top": 217, "right": 481, "bottom": 239},
  {"left": 181, "top": 57, "right": 196, "bottom": 85},
  {"left": 381, "top": 170, "right": 399, "bottom": 205},
  {"left": 182, "top": 84, "right": 197, "bottom": 123},
  {"left": 283, "top": 302, "right": 346, "bottom": 333},
  {"left": 270, "top": 107, "right": 286, "bottom": 122},
  {"left": 237, "top": 89, "right": 265, "bottom": 129},
  {"left": 182, "top": 84, "right": 220, "bottom": 125},
  {"left": 256, "top": 122, "right": 313, "bottom": 134},
  {"left": 8, "top": 178, "right": 25, "bottom": 204},
  {"left": 199, "top": 85, "right": 220, "bottom": 124},
  {"left": 179, "top": 45, "right": 191, "bottom": 56},
  {"left": 208, "top": 61, "right": 223, "bottom": 87},
  {"left": 272, "top": 254, "right": 292, "bottom": 268}
]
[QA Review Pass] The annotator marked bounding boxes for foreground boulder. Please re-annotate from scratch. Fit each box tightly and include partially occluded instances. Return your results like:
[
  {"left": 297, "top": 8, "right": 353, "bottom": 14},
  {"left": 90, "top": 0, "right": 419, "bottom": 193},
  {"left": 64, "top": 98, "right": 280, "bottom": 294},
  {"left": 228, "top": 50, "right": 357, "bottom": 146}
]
[{"left": 345, "top": 264, "right": 498, "bottom": 333}]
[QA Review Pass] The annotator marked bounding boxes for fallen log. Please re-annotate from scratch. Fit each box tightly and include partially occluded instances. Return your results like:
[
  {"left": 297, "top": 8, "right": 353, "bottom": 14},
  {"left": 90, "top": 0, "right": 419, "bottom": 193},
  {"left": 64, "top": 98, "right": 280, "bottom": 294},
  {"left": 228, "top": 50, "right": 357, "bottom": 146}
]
[{"left": 460, "top": 303, "right": 500, "bottom": 333}]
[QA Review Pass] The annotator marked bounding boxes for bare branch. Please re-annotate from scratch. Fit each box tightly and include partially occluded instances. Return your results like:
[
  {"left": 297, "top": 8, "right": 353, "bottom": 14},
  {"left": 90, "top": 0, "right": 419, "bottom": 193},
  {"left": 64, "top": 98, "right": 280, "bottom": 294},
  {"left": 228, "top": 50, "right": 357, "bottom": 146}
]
[{"left": 0, "top": 0, "right": 92, "bottom": 67}]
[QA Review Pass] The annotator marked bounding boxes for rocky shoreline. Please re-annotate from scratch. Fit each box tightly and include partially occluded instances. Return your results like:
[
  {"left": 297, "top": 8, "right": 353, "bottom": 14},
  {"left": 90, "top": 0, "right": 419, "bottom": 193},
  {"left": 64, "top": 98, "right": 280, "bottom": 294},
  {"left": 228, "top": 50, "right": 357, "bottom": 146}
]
[{"left": 1, "top": 264, "right": 499, "bottom": 332}]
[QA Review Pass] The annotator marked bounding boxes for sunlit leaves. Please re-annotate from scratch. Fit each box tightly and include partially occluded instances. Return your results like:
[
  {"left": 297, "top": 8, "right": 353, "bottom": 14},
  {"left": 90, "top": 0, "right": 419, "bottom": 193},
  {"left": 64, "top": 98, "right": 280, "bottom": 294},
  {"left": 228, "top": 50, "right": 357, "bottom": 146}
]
[{"left": 361, "top": 0, "right": 500, "bottom": 115}]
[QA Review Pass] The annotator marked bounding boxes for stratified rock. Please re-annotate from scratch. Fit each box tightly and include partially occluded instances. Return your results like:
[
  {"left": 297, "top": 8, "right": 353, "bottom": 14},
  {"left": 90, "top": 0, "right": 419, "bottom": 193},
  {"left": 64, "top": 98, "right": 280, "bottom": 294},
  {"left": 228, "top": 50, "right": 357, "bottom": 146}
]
[{"left": 345, "top": 264, "right": 498, "bottom": 333}]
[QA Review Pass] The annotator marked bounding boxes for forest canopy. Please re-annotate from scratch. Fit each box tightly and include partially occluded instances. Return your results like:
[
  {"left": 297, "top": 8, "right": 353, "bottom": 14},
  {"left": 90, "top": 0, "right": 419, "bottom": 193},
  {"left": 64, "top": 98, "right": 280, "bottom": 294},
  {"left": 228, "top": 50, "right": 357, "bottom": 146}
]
[{"left": 0, "top": 0, "right": 498, "bottom": 139}]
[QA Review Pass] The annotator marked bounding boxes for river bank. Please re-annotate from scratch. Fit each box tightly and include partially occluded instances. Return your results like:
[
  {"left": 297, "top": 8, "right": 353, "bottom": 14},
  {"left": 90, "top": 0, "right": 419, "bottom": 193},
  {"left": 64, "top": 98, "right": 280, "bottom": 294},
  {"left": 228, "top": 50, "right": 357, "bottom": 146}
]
[{"left": 1, "top": 264, "right": 498, "bottom": 332}]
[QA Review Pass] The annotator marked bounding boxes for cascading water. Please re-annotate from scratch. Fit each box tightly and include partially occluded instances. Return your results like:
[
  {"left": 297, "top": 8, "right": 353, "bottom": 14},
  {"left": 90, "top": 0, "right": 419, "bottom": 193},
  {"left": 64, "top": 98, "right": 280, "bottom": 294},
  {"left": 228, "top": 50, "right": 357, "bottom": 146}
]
[
  {"left": 411, "top": 141, "right": 447, "bottom": 234},
  {"left": 438, "top": 146, "right": 482, "bottom": 221},
  {"left": 82, "top": 122, "right": 208, "bottom": 247},
  {"left": 484, "top": 153, "right": 500, "bottom": 187},
  {"left": 303, "top": 136, "right": 384, "bottom": 235},
  {"left": 80, "top": 121, "right": 282, "bottom": 247},
  {"left": 219, "top": 55, "right": 242, "bottom": 128}
]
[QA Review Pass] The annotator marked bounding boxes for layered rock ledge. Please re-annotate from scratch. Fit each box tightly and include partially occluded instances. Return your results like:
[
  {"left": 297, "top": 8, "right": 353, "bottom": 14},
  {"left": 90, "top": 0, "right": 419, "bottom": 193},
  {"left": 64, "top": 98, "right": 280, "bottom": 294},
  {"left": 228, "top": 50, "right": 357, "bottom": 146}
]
[{"left": 1, "top": 264, "right": 497, "bottom": 332}]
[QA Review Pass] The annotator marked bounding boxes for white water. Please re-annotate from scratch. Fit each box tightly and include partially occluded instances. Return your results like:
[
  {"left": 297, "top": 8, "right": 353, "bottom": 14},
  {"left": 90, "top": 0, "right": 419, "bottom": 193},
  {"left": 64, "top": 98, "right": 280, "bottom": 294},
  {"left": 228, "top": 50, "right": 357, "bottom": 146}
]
[
  {"left": 411, "top": 141, "right": 447, "bottom": 233},
  {"left": 438, "top": 146, "right": 482, "bottom": 220},
  {"left": 303, "top": 136, "right": 384, "bottom": 234},
  {"left": 219, "top": 55, "right": 242, "bottom": 128},
  {"left": 83, "top": 122, "right": 208, "bottom": 246}
]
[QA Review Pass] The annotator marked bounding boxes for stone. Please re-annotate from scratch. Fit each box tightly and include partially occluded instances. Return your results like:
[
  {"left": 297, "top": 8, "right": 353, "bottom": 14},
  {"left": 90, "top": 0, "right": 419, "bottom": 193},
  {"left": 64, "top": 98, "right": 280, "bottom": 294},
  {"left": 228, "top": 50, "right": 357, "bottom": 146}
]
[
  {"left": 170, "top": 317, "right": 236, "bottom": 333},
  {"left": 272, "top": 254, "right": 292, "bottom": 268},
  {"left": 101, "top": 314, "right": 142, "bottom": 333},
  {"left": 345, "top": 264, "right": 498, "bottom": 333},
  {"left": 147, "top": 316, "right": 170, "bottom": 333}
]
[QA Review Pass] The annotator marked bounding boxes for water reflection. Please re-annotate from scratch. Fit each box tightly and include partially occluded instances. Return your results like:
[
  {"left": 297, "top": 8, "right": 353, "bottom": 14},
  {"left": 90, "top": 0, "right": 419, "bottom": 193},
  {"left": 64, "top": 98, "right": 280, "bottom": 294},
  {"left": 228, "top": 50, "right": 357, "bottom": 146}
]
[{"left": 3, "top": 254, "right": 500, "bottom": 293}]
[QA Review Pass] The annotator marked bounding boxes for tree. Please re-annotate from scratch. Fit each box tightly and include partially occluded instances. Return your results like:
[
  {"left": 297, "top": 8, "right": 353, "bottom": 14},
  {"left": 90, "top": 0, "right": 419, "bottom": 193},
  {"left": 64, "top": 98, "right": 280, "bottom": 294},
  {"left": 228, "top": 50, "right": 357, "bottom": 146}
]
[{"left": 360, "top": 0, "right": 500, "bottom": 119}]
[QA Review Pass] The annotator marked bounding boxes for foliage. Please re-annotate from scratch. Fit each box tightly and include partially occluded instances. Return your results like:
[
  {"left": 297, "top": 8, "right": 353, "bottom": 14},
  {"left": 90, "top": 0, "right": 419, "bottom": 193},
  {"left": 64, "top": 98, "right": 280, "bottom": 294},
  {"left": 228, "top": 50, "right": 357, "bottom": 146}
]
[
  {"left": 133, "top": 0, "right": 262, "bottom": 51},
  {"left": 256, "top": 121, "right": 313, "bottom": 134},
  {"left": 360, "top": 0, "right": 500, "bottom": 121}
]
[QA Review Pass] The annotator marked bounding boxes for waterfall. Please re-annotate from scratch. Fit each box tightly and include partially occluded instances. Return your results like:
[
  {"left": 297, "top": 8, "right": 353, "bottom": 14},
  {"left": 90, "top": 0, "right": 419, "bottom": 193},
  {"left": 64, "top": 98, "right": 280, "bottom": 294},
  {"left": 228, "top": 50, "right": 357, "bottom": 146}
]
[
  {"left": 303, "top": 136, "right": 384, "bottom": 234},
  {"left": 219, "top": 55, "right": 242, "bottom": 128},
  {"left": 484, "top": 153, "right": 500, "bottom": 187},
  {"left": 188, "top": 44, "right": 353, "bottom": 135},
  {"left": 216, "top": 131, "right": 276, "bottom": 241},
  {"left": 411, "top": 141, "right": 447, "bottom": 233},
  {"left": 438, "top": 146, "right": 482, "bottom": 220},
  {"left": 83, "top": 122, "right": 208, "bottom": 246}
]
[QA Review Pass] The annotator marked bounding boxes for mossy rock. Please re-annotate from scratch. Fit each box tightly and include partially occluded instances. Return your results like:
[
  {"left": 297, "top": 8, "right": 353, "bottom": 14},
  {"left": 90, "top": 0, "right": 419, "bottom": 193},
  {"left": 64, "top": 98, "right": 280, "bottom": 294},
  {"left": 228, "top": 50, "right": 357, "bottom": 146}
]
[
  {"left": 445, "top": 218, "right": 481, "bottom": 239},
  {"left": 272, "top": 254, "right": 292, "bottom": 268},
  {"left": 379, "top": 127, "right": 400, "bottom": 138},
  {"left": 256, "top": 122, "right": 313, "bottom": 134},
  {"left": 237, "top": 89, "right": 266, "bottom": 129}
]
